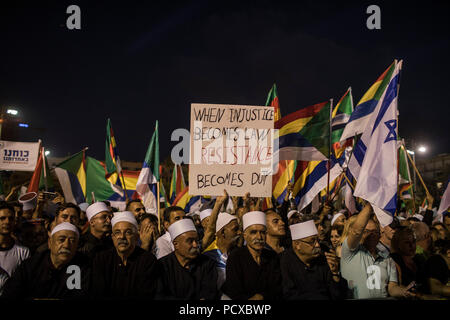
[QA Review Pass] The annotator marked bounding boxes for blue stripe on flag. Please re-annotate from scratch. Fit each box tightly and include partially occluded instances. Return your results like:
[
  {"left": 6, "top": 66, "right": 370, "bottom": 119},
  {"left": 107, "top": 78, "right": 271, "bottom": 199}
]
[
  {"left": 353, "top": 141, "right": 367, "bottom": 166},
  {"left": 371, "top": 74, "right": 399, "bottom": 135},
  {"left": 347, "top": 99, "right": 377, "bottom": 122}
]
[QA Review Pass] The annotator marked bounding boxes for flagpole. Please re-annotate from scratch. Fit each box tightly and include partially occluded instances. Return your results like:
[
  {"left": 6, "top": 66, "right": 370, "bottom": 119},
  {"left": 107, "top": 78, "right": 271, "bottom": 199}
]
[
  {"left": 119, "top": 169, "right": 129, "bottom": 202},
  {"left": 42, "top": 147, "right": 48, "bottom": 192},
  {"left": 404, "top": 146, "right": 430, "bottom": 196},
  {"left": 157, "top": 181, "right": 161, "bottom": 234},
  {"left": 326, "top": 99, "right": 333, "bottom": 200}
]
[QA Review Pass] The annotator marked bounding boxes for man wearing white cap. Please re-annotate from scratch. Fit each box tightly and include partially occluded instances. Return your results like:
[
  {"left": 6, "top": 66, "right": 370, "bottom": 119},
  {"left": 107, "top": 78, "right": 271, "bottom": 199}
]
[
  {"left": 2, "top": 222, "right": 90, "bottom": 299},
  {"left": 280, "top": 217, "right": 348, "bottom": 300},
  {"left": 203, "top": 211, "right": 241, "bottom": 289},
  {"left": 0, "top": 203, "right": 30, "bottom": 293},
  {"left": 78, "top": 202, "right": 113, "bottom": 259},
  {"left": 222, "top": 211, "right": 282, "bottom": 300},
  {"left": 155, "top": 206, "right": 186, "bottom": 259},
  {"left": 157, "top": 219, "right": 218, "bottom": 300},
  {"left": 91, "top": 211, "right": 160, "bottom": 298},
  {"left": 331, "top": 210, "right": 347, "bottom": 227}
]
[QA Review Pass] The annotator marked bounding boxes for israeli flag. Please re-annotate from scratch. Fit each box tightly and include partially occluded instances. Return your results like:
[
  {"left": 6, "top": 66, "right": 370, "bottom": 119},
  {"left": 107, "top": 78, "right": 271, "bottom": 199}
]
[{"left": 352, "top": 60, "right": 402, "bottom": 225}]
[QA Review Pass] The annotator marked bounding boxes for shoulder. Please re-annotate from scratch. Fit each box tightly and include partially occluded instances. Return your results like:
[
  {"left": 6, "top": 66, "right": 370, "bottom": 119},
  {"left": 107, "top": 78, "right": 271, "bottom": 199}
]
[
  {"left": 135, "top": 247, "right": 157, "bottom": 263},
  {"left": 12, "top": 242, "right": 31, "bottom": 257}
]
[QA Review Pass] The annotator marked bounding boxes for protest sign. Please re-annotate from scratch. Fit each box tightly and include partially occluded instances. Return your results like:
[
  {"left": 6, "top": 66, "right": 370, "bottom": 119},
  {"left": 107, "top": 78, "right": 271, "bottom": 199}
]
[
  {"left": 0, "top": 140, "right": 41, "bottom": 171},
  {"left": 189, "top": 104, "right": 275, "bottom": 197}
]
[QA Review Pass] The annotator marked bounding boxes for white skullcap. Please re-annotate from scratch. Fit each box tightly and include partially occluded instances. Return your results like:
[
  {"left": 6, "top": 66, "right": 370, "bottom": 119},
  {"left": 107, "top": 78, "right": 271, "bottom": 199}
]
[
  {"left": 287, "top": 210, "right": 300, "bottom": 220},
  {"left": 19, "top": 192, "right": 37, "bottom": 211},
  {"left": 243, "top": 211, "right": 266, "bottom": 231},
  {"left": 86, "top": 202, "right": 110, "bottom": 221},
  {"left": 290, "top": 220, "right": 318, "bottom": 240},
  {"left": 413, "top": 214, "right": 424, "bottom": 221},
  {"left": 51, "top": 222, "right": 79, "bottom": 238},
  {"left": 331, "top": 213, "right": 345, "bottom": 226},
  {"left": 216, "top": 212, "right": 237, "bottom": 233},
  {"left": 78, "top": 203, "right": 89, "bottom": 212},
  {"left": 111, "top": 211, "right": 138, "bottom": 229},
  {"left": 200, "top": 209, "right": 212, "bottom": 221},
  {"left": 397, "top": 216, "right": 406, "bottom": 221},
  {"left": 168, "top": 219, "right": 197, "bottom": 242}
]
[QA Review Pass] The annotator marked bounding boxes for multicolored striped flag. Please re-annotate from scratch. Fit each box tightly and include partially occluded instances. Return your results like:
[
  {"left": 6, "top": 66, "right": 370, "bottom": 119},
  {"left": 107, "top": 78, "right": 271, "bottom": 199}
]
[
  {"left": 275, "top": 100, "right": 332, "bottom": 161},
  {"left": 172, "top": 186, "right": 203, "bottom": 213},
  {"left": 85, "top": 156, "right": 139, "bottom": 207},
  {"left": 105, "top": 119, "right": 126, "bottom": 197},
  {"left": 332, "top": 88, "right": 354, "bottom": 158},
  {"left": 266, "top": 83, "right": 281, "bottom": 122},
  {"left": 169, "top": 163, "right": 186, "bottom": 204},
  {"left": 136, "top": 121, "right": 160, "bottom": 214},
  {"left": 293, "top": 159, "right": 343, "bottom": 211},
  {"left": 398, "top": 141, "right": 413, "bottom": 200},
  {"left": 27, "top": 147, "right": 54, "bottom": 193},
  {"left": 340, "top": 61, "right": 396, "bottom": 141},
  {"left": 55, "top": 149, "right": 87, "bottom": 204},
  {"left": 272, "top": 159, "right": 297, "bottom": 204}
]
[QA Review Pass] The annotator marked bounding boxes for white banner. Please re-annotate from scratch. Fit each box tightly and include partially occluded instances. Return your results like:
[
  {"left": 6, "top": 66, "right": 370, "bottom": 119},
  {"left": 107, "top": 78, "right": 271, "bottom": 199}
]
[{"left": 0, "top": 140, "right": 40, "bottom": 171}]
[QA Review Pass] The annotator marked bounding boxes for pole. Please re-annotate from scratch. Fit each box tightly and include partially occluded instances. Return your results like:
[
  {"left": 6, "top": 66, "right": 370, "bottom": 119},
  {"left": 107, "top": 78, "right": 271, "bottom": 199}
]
[
  {"left": 405, "top": 149, "right": 430, "bottom": 196},
  {"left": 326, "top": 99, "right": 333, "bottom": 200},
  {"left": 41, "top": 147, "right": 48, "bottom": 192},
  {"left": 157, "top": 181, "right": 161, "bottom": 234}
]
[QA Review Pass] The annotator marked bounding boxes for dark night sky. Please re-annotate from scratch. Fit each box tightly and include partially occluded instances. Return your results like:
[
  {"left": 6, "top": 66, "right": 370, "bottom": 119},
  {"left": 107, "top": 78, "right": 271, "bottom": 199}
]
[{"left": 1, "top": 0, "right": 449, "bottom": 162}]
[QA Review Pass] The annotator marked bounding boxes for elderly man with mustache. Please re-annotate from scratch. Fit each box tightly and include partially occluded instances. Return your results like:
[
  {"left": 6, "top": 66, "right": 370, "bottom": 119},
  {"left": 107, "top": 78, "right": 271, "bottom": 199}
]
[
  {"left": 280, "top": 215, "right": 348, "bottom": 300},
  {"left": 91, "top": 211, "right": 160, "bottom": 299},
  {"left": 157, "top": 219, "right": 218, "bottom": 300},
  {"left": 1, "top": 222, "right": 90, "bottom": 299},
  {"left": 222, "top": 211, "right": 282, "bottom": 300}
]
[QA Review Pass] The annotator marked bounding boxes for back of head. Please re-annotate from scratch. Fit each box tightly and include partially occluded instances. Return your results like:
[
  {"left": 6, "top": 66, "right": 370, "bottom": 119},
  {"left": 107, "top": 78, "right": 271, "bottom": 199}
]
[
  {"left": 411, "top": 222, "right": 429, "bottom": 242},
  {"left": 391, "top": 226, "right": 415, "bottom": 254}
]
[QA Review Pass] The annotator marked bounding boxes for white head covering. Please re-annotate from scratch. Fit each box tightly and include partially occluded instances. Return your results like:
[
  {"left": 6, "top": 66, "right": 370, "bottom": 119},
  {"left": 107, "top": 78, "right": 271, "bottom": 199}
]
[
  {"left": 331, "top": 212, "right": 345, "bottom": 226},
  {"left": 168, "top": 219, "right": 197, "bottom": 242},
  {"left": 86, "top": 202, "right": 110, "bottom": 221},
  {"left": 287, "top": 210, "right": 300, "bottom": 220},
  {"left": 19, "top": 192, "right": 37, "bottom": 211},
  {"left": 51, "top": 222, "right": 79, "bottom": 238},
  {"left": 216, "top": 212, "right": 237, "bottom": 233},
  {"left": 78, "top": 203, "right": 89, "bottom": 212},
  {"left": 111, "top": 211, "right": 138, "bottom": 229},
  {"left": 413, "top": 214, "right": 424, "bottom": 221},
  {"left": 242, "top": 211, "right": 266, "bottom": 231},
  {"left": 200, "top": 209, "right": 212, "bottom": 221},
  {"left": 290, "top": 220, "right": 318, "bottom": 240},
  {"left": 397, "top": 216, "right": 406, "bottom": 221}
]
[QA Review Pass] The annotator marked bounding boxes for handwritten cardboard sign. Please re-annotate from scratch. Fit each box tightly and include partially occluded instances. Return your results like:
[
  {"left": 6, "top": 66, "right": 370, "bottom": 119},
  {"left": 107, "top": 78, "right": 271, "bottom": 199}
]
[{"left": 189, "top": 104, "right": 274, "bottom": 197}]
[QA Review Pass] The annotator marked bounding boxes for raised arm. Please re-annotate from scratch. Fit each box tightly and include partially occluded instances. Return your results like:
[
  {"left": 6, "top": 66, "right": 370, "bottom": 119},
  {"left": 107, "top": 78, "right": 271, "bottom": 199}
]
[
  {"left": 347, "top": 202, "right": 372, "bottom": 250},
  {"left": 202, "top": 189, "right": 228, "bottom": 249}
]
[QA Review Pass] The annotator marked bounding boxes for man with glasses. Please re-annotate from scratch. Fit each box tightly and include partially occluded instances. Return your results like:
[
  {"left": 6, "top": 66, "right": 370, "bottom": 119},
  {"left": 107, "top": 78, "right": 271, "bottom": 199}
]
[
  {"left": 340, "top": 202, "right": 415, "bottom": 299},
  {"left": 91, "top": 211, "right": 160, "bottom": 299},
  {"left": 280, "top": 216, "right": 348, "bottom": 300},
  {"left": 78, "top": 202, "right": 113, "bottom": 259}
]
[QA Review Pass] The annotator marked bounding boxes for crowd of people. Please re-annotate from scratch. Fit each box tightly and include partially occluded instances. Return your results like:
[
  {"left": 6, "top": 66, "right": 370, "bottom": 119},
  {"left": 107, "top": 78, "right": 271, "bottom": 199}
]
[{"left": 0, "top": 184, "right": 449, "bottom": 300}]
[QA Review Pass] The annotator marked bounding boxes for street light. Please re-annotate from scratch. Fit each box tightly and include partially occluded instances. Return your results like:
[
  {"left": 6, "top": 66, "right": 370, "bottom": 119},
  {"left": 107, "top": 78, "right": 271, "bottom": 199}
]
[
  {"left": 45, "top": 150, "right": 50, "bottom": 156},
  {"left": 407, "top": 150, "right": 415, "bottom": 155},
  {"left": 418, "top": 146, "right": 427, "bottom": 153},
  {"left": 6, "top": 109, "right": 18, "bottom": 116}
]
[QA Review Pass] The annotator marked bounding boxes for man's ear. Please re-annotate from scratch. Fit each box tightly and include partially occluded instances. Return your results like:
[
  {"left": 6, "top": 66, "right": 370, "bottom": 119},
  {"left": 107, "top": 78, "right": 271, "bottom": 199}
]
[{"left": 173, "top": 239, "right": 178, "bottom": 249}]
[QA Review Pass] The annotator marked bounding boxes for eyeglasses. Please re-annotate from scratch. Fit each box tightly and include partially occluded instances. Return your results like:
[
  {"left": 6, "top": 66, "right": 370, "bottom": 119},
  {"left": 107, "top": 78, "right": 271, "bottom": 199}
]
[
  {"left": 94, "top": 214, "right": 113, "bottom": 222},
  {"left": 299, "top": 238, "right": 320, "bottom": 246},
  {"left": 112, "top": 230, "right": 135, "bottom": 238}
]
